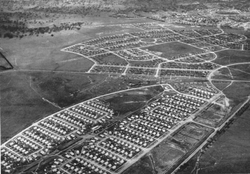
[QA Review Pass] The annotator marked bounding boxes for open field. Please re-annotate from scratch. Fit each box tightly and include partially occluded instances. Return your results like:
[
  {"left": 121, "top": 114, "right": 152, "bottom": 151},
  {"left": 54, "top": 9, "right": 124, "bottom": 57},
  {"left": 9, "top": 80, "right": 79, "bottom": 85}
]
[
  {"left": 142, "top": 42, "right": 203, "bottom": 59},
  {"left": 177, "top": 107, "right": 250, "bottom": 174},
  {"left": 153, "top": 144, "right": 185, "bottom": 171},
  {"left": 194, "top": 104, "right": 229, "bottom": 128},
  {"left": 194, "top": 114, "right": 223, "bottom": 128},
  {"left": 228, "top": 66, "right": 250, "bottom": 80},
  {"left": 0, "top": 72, "right": 59, "bottom": 143},
  {"left": 211, "top": 80, "right": 231, "bottom": 91},
  {"left": 55, "top": 57, "right": 94, "bottom": 72},
  {"left": 229, "top": 64, "right": 250, "bottom": 73},
  {"left": 103, "top": 85, "right": 163, "bottom": 116},
  {"left": 212, "top": 50, "right": 250, "bottom": 65},
  {"left": 171, "top": 133, "right": 199, "bottom": 152},
  {"left": 122, "top": 155, "right": 154, "bottom": 174},
  {"left": 223, "top": 82, "right": 250, "bottom": 108},
  {"left": 211, "top": 67, "right": 232, "bottom": 80},
  {"left": 179, "top": 123, "right": 211, "bottom": 140}
]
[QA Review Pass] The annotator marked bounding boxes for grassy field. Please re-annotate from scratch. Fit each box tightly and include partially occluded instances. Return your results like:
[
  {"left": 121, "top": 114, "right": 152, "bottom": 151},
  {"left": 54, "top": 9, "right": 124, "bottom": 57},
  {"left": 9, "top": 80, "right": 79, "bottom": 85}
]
[
  {"left": 103, "top": 85, "right": 163, "bottom": 116},
  {"left": 194, "top": 114, "right": 223, "bottom": 128},
  {"left": 223, "top": 82, "right": 250, "bottom": 107},
  {"left": 153, "top": 145, "right": 185, "bottom": 171},
  {"left": 0, "top": 72, "right": 59, "bottom": 143},
  {"left": 212, "top": 50, "right": 250, "bottom": 65},
  {"left": 142, "top": 41, "right": 203, "bottom": 58},
  {"left": 211, "top": 67, "right": 232, "bottom": 80},
  {"left": 55, "top": 57, "right": 94, "bottom": 72},
  {"left": 228, "top": 67, "right": 250, "bottom": 80},
  {"left": 171, "top": 133, "right": 199, "bottom": 152},
  {"left": 122, "top": 155, "right": 154, "bottom": 174},
  {"left": 211, "top": 80, "right": 231, "bottom": 91},
  {"left": 229, "top": 64, "right": 250, "bottom": 73},
  {"left": 177, "top": 107, "right": 250, "bottom": 174},
  {"left": 179, "top": 123, "right": 209, "bottom": 141}
]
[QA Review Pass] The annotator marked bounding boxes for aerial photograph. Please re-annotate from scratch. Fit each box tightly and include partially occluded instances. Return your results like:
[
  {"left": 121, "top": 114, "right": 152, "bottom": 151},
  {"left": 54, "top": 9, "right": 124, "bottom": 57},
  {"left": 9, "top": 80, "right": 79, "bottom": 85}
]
[{"left": 1, "top": 0, "right": 250, "bottom": 174}]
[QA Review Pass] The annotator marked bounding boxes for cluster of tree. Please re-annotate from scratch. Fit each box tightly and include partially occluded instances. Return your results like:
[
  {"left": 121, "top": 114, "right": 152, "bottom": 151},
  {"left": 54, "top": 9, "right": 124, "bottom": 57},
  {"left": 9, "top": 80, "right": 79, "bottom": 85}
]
[
  {"left": 33, "top": 6, "right": 111, "bottom": 15},
  {"left": 1, "top": 20, "right": 89, "bottom": 39}
]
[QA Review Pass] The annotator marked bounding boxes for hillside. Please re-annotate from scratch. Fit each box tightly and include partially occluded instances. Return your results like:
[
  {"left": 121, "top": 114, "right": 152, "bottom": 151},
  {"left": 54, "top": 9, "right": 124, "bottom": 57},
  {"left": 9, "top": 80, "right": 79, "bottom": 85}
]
[{"left": 2, "top": 0, "right": 250, "bottom": 13}]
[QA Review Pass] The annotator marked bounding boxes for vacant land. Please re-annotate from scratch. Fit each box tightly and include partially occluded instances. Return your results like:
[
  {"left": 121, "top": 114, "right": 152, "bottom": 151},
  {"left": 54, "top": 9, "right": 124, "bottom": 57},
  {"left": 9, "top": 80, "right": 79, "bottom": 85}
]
[
  {"left": 228, "top": 64, "right": 250, "bottom": 73},
  {"left": 211, "top": 67, "right": 232, "bottom": 80},
  {"left": 177, "top": 107, "right": 250, "bottom": 174},
  {"left": 103, "top": 85, "right": 163, "bottom": 116},
  {"left": 171, "top": 134, "right": 199, "bottom": 152},
  {"left": 212, "top": 50, "right": 250, "bottom": 65},
  {"left": 211, "top": 80, "right": 231, "bottom": 91},
  {"left": 153, "top": 145, "right": 185, "bottom": 171},
  {"left": 194, "top": 104, "right": 228, "bottom": 128},
  {"left": 223, "top": 82, "right": 250, "bottom": 108},
  {"left": 228, "top": 66, "right": 250, "bottom": 80},
  {"left": 180, "top": 123, "right": 209, "bottom": 140},
  {"left": 0, "top": 72, "right": 59, "bottom": 143},
  {"left": 122, "top": 155, "right": 154, "bottom": 174},
  {"left": 55, "top": 57, "right": 94, "bottom": 72},
  {"left": 195, "top": 114, "right": 223, "bottom": 128},
  {"left": 143, "top": 42, "right": 203, "bottom": 58}
]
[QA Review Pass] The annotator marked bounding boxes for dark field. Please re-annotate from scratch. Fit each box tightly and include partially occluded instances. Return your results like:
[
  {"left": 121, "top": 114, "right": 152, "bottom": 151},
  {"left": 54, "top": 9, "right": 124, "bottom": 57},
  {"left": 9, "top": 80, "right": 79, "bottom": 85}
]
[
  {"left": 211, "top": 67, "right": 232, "bottom": 80},
  {"left": 0, "top": 72, "right": 59, "bottom": 143},
  {"left": 176, "top": 107, "right": 250, "bottom": 174},
  {"left": 143, "top": 41, "right": 203, "bottom": 58},
  {"left": 228, "top": 66, "right": 250, "bottom": 80},
  {"left": 122, "top": 155, "right": 154, "bottom": 174},
  {"left": 223, "top": 82, "right": 250, "bottom": 108},
  {"left": 153, "top": 145, "right": 185, "bottom": 171},
  {"left": 229, "top": 64, "right": 250, "bottom": 73},
  {"left": 211, "top": 80, "right": 231, "bottom": 91},
  {"left": 194, "top": 104, "right": 226, "bottom": 128},
  {"left": 194, "top": 114, "right": 223, "bottom": 128},
  {"left": 212, "top": 50, "right": 250, "bottom": 65},
  {"left": 171, "top": 134, "right": 199, "bottom": 152},
  {"left": 55, "top": 57, "right": 94, "bottom": 72},
  {"left": 104, "top": 85, "right": 164, "bottom": 116}
]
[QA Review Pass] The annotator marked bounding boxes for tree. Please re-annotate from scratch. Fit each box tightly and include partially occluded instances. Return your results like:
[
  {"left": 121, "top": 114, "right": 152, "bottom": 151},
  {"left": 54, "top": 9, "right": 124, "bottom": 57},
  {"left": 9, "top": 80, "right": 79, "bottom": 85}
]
[{"left": 4, "top": 32, "right": 14, "bottom": 38}]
